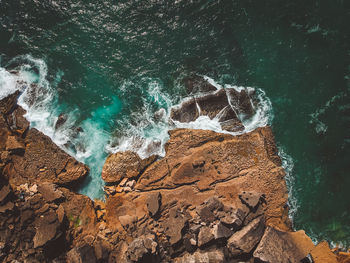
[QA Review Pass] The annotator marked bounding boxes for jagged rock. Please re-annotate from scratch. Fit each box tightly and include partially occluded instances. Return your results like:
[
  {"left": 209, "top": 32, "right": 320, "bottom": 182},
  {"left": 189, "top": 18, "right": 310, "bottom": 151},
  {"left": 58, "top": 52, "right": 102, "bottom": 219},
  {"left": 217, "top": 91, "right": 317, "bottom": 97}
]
[
  {"left": 147, "top": 192, "right": 161, "bottom": 217},
  {"left": 219, "top": 208, "right": 245, "bottom": 228},
  {"left": 173, "top": 250, "right": 225, "bottom": 263},
  {"left": 198, "top": 206, "right": 216, "bottom": 224},
  {"left": 33, "top": 211, "right": 59, "bottom": 248},
  {"left": 55, "top": 113, "right": 67, "bottom": 130},
  {"left": 213, "top": 222, "right": 233, "bottom": 240},
  {"left": 66, "top": 244, "right": 97, "bottom": 263},
  {"left": 164, "top": 213, "right": 188, "bottom": 246},
  {"left": 253, "top": 227, "right": 314, "bottom": 263},
  {"left": 37, "top": 182, "right": 64, "bottom": 203},
  {"left": 239, "top": 191, "right": 264, "bottom": 211},
  {"left": 102, "top": 151, "right": 142, "bottom": 184},
  {"left": 198, "top": 226, "right": 215, "bottom": 247},
  {"left": 170, "top": 98, "right": 199, "bottom": 123},
  {"left": 227, "top": 216, "right": 265, "bottom": 256},
  {"left": 310, "top": 241, "right": 338, "bottom": 263},
  {"left": 3, "top": 128, "right": 89, "bottom": 188},
  {"left": 183, "top": 75, "right": 218, "bottom": 94},
  {"left": 126, "top": 235, "right": 158, "bottom": 262}
]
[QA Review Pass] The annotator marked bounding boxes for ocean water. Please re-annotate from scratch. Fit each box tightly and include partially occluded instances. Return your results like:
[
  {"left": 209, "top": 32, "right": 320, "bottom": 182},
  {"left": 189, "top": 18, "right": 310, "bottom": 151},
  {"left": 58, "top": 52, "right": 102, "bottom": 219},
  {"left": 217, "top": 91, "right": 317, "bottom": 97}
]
[{"left": 0, "top": 0, "right": 349, "bottom": 246}]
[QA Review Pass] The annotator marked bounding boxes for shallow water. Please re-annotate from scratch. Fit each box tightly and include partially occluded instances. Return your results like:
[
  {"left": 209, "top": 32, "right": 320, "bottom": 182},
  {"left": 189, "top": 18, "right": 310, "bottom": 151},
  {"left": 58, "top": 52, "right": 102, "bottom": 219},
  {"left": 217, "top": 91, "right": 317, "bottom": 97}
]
[{"left": 0, "top": 0, "right": 349, "bottom": 246}]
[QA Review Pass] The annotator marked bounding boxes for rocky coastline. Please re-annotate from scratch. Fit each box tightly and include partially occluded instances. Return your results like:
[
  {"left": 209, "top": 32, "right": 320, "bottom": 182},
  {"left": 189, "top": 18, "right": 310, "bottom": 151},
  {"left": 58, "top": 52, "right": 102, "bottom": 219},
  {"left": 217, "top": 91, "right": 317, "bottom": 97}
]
[{"left": 0, "top": 80, "right": 349, "bottom": 262}]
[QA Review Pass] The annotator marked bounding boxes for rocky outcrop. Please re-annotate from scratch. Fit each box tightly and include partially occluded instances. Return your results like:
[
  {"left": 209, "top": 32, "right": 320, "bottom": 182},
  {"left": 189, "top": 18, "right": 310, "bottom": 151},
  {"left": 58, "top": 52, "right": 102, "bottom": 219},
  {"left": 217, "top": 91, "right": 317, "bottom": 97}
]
[
  {"left": 170, "top": 82, "right": 255, "bottom": 132},
  {"left": 0, "top": 92, "right": 96, "bottom": 262},
  {"left": 1, "top": 76, "right": 347, "bottom": 262},
  {"left": 0, "top": 92, "right": 89, "bottom": 190}
]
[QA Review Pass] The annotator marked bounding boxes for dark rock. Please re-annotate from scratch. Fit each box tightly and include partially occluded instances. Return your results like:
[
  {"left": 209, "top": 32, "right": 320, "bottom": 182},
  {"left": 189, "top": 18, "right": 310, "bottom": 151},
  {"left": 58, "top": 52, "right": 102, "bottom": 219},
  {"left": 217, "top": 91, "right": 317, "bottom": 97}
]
[
  {"left": 0, "top": 90, "right": 20, "bottom": 115},
  {"left": 239, "top": 191, "right": 264, "bottom": 211},
  {"left": 0, "top": 201, "right": 14, "bottom": 213},
  {"left": 0, "top": 185, "right": 10, "bottom": 203},
  {"left": 183, "top": 75, "right": 218, "bottom": 94},
  {"left": 66, "top": 244, "right": 97, "bottom": 263},
  {"left": 198, "top": 226, "right": 215, "bottom": 247},
  {"left": 170, "top": 98, "right": 199, "bottom": 123},
  {"left": 55, "top": 113, "right": 67, "bottom": 130},
  {"left": 227, "top": 216, "right": 265, "bottom": 256},
  {"left": 147, "top": 192, "right": 161, "bottom": 217},
  {"left": 196, "top": 89, "right": 228, "bottom": 119}
]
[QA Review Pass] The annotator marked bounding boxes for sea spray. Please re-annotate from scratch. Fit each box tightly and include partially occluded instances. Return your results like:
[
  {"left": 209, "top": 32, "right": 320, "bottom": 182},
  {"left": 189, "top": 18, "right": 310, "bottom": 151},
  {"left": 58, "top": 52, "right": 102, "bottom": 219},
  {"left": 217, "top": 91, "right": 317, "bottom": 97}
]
[{"left": 0, "top": 55, "right": 122, "bottom": 199}]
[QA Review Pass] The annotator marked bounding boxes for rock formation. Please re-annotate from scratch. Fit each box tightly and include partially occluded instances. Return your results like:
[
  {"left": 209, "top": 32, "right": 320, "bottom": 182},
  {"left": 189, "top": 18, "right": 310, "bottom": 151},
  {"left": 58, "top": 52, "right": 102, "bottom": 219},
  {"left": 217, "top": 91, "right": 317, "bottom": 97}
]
[{"left": 0, "top": 76, "right": 349, "bottom": 262}]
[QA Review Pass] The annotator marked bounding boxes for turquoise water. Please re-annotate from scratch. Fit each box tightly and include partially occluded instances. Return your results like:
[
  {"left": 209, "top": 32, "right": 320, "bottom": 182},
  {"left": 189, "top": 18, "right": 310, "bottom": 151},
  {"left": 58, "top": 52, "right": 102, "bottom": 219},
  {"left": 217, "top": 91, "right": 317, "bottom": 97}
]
[{"left": 0, "top": 0, "right": 349, "bottom": 246}]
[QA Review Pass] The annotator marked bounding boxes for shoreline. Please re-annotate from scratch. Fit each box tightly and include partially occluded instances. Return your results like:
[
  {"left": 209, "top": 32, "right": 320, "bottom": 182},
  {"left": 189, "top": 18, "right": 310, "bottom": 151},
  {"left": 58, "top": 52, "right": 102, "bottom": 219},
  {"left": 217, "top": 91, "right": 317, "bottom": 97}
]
[{"left": 1, "top": 88, "right": 349, "bottom": 262}]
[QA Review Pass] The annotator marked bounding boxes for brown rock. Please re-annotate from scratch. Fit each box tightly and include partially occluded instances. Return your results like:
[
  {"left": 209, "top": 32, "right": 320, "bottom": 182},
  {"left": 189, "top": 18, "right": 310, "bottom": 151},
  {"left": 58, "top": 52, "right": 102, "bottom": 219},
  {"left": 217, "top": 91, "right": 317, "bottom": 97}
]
[
  {"left": 227, "top": 216, "right": 265, "bottom": 255},
  {"left": 4, "top": 128, "right": 89, "bottom": 188},
  {"left": 0, "top": 185, "right": 10, "bottom": 203},
  {"left": 102, "top": 151, "right": 142, "bottom": 184},
  {"left": 5, "top": 136, "right": 25, "bottom": 154},
  {"left": 213, "top": 222, "right": 233, "bottom": 240},
  {"left": 37, "top": 182, "right": 64, "bottom": 203},
  {"left": 239, "top": 191, "right": 264, "bottom": 211},
  {"left": 33, "top": 216, "right": 59, "bottom": 248},
  {"left": 198, "top": 226, "right": 215, "bottom": 247},
  {"left": 310, "top": 241, "right": 338, "bottom": 263},
  {"left": 173, "top": 250, "right": 225, "bottom": 263},
  {"left": 56, "top": 204, "right": 65, "bottom": 223},
  {"left": 147, "top": 192, "right": 161, "bottom": 217},
  {"left": 66, "top": 244, "right": 97, "bottom": 263},
  {"left": 253, "top": 227, "right": 314, "bottom": 263}
]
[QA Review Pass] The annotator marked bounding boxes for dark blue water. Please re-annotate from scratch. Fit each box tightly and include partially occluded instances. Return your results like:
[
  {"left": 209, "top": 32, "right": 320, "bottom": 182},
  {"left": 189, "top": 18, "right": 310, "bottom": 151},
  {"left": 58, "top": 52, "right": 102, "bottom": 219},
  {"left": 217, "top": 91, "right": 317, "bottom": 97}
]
[{"left": 0, "top": 0, "right": 349, "bottom": 246}]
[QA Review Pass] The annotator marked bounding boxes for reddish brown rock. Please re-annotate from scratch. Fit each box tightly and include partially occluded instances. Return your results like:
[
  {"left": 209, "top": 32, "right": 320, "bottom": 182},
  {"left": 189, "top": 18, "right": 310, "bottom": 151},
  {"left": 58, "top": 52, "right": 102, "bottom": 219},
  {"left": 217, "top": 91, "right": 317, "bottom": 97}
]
[
  {"left": 311, "top": 241, "right": 338, "bottom": 263},
  {"left": 102, "top": 151, "right": 157, "bottom": 184},
  {"left": 253, "top": 227, "right": 314, "bottom": 263}
]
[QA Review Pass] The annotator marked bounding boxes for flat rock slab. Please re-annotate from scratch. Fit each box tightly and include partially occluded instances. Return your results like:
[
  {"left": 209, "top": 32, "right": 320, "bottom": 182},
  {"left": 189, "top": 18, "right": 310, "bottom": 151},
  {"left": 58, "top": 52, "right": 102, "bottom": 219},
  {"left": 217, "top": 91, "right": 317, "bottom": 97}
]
[{"left": 253, "top": 227, "right": 314, "bottom": 263}]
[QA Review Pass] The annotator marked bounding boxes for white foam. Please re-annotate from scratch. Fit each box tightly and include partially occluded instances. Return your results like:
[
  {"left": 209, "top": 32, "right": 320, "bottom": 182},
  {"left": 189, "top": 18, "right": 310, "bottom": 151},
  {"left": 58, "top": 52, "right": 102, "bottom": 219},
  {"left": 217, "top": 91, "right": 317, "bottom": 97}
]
[{"left": 279, "top": 148, "right": 298, "bottom": 223}]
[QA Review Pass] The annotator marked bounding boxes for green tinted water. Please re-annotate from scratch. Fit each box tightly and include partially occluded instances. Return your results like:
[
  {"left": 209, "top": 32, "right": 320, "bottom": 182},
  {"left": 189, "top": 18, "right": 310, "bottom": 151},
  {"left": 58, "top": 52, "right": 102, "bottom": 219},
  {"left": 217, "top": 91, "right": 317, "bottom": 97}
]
[{"left": 0, "top": 0, "right": 349, "bottom": 245}]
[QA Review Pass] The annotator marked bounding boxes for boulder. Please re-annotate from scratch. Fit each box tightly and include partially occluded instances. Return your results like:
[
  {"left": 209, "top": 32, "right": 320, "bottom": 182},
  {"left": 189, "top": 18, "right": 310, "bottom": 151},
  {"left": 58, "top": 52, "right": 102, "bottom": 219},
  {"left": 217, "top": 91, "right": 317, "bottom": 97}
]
[
  {"left": 126, "top": 235, "right": 158, "bottom": 262},
  {"left": 55, "top": 113, "right": 67, "bottom": 130},
  {"left": 183, "top": 75, "right": 218, "bottom": 94},
  {"left": 253, "top": 227, "right": 314, "bottom": 263},
  {"left": 198, "top": 226, "right": 215, "bottom": 247},
  {"left": 66, "top": 244, "right": 97, "bottom": 263},
  {"left": 227, "top": 216, "right": 265, "bottom": 256},
  {"left": 102, "top": 151, "right": 142, "bottom": 184},
  {"left": 213, "top": 222, "right": 233, "bottom": 240},
  {"left": 173, "top": 250, "right": 225, "bottom": 263},
  {"left": 33, "top": 210, "right": 59, "bottom": 248}
]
